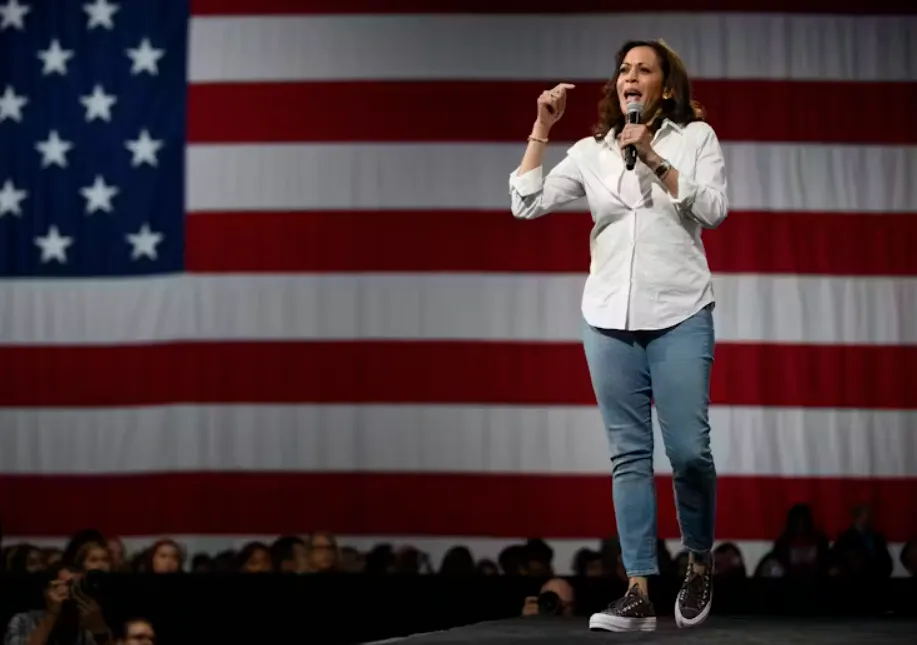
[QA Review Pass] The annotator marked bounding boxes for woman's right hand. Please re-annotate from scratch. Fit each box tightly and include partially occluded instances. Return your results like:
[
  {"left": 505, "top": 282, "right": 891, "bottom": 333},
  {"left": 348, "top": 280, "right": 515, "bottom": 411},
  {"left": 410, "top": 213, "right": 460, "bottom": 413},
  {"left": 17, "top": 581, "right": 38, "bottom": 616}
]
[{"left": 535, "top": 83, "right": 576, "bottom": 131}]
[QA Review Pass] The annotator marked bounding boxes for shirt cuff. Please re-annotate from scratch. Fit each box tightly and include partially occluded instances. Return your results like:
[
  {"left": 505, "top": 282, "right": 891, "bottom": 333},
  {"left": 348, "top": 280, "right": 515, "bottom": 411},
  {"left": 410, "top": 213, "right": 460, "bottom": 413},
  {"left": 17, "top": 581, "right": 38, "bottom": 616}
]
[
  {"left": 509, "top": 166, "right": 544, "bottom": 197},
  {"left": 668, "top": 169, "right": 698, "bottom": 208}
]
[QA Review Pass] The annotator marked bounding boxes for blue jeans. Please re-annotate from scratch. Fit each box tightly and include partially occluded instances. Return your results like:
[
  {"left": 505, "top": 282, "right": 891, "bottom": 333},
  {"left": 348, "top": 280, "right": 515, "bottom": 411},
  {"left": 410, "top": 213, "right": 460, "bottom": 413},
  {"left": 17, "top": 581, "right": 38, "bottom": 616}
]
[{"left": 581, "top": 304, "right": 717, "bottom": 577}]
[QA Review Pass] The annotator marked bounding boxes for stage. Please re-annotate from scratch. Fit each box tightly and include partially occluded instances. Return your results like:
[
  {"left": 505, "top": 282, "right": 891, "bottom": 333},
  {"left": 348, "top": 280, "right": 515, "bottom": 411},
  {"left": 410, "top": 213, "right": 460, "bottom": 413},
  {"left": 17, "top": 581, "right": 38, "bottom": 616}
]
[{"left": 369, "top": 615, "right": 917, "bottom": 644}]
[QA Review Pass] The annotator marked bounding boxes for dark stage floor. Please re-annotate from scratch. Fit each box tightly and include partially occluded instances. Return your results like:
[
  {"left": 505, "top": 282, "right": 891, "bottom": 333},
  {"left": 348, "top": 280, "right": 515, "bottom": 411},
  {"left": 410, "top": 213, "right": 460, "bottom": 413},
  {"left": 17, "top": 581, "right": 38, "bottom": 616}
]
[{"left": 369, "top": 615, "right": 917, "bottom": 644}]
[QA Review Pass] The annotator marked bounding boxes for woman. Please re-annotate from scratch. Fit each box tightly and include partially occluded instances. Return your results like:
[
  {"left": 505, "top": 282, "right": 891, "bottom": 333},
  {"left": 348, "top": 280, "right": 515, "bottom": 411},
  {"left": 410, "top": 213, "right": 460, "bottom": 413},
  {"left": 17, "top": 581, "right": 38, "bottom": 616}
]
[{"left": 509, "top": 39, "right": 727, "bottom": 632}]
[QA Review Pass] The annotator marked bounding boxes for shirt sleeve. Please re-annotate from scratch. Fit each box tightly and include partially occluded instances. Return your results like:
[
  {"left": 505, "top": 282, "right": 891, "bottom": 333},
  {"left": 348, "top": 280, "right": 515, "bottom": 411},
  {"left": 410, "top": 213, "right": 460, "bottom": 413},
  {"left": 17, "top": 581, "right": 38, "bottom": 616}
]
[
  {"left": 508, "top": 152, "right": 586, "bottom": 220},
  {"left": 669, "top": 124, "right": 728, "bottom": 229},
  {"left": 4, "top": 613, "right": 32, "bottom": 645}
]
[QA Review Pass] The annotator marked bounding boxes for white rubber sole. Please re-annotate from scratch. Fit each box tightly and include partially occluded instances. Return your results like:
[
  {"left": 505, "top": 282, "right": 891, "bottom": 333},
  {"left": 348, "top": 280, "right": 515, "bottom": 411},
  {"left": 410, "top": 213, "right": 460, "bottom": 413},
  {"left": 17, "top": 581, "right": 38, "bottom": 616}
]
[
  {"left": 588, "top": 612, "right": 657, "bottom": 633},
  {"left": 674, "top": 590, "right": 713, "bottom": 628}
]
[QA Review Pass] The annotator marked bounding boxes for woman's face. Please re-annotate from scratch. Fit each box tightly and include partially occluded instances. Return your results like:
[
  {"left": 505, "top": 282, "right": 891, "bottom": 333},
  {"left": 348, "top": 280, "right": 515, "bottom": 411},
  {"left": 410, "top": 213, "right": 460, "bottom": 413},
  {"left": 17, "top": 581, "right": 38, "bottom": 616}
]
[
  {"left": 616, "top": 46, "right": 665, "bottom": 117},
  {"left": 242, "top": 547, "right": 271, "bottom": 573},
  {"left": 308, "top": 534, "right": 337, "bottom": 572},
  {"left": 83, "top": 546, "right": 111, "bottom": 572},
  {"left": 152, "top": 543, "right": 181, "bottom": 573},
  {"left": 25, "top": 548, "right": 44, "bottom": 573}
]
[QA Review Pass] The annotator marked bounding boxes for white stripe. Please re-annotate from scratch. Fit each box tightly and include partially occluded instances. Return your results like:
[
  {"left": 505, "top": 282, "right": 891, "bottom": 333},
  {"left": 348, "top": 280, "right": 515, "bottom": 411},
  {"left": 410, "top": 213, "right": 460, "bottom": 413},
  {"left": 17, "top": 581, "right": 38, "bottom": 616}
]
[
  {"left": 7, "top": 535, "right": 914, "bottom": 578},
  {"left": 187, "top": 15, "right": 917, "bottom": 82},
  {"left": 0, "top": 273, "right": 913, "bottom": 345},
  {"left": 185, "top": 142, "right": 917, "bottom": 214},
  {"left": 2, "top": 404, "right": 914, "bottom": 478}
]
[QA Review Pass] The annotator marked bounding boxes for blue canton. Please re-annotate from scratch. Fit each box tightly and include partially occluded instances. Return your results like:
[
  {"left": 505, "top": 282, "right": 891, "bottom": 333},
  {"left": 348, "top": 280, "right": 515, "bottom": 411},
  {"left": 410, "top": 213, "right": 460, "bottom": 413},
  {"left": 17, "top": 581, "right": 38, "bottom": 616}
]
[{"left": 0, "top": 0, "right": 188, "bottom": 277}]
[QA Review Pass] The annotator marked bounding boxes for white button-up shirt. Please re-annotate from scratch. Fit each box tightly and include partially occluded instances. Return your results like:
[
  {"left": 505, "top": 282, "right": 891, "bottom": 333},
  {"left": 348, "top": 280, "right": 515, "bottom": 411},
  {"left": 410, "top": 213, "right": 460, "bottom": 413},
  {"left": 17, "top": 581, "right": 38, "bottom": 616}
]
[{"left": 509, "top": 120, "right": 728, "bottom": 331}]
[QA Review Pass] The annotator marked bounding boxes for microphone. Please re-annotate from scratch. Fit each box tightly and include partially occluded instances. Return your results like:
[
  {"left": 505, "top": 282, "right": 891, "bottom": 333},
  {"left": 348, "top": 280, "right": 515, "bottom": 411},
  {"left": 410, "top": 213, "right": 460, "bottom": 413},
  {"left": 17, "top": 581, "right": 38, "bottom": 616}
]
[{"left": 624, "top": 101, "right": 644, "bottom": 171}]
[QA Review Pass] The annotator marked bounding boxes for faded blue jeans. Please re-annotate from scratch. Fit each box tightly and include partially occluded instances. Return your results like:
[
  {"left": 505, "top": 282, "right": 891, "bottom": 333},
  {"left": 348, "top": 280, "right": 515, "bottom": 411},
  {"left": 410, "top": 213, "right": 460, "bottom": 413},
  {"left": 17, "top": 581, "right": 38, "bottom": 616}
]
[{"left": 582, "top": 304, "right": 717, "bottom": 577}]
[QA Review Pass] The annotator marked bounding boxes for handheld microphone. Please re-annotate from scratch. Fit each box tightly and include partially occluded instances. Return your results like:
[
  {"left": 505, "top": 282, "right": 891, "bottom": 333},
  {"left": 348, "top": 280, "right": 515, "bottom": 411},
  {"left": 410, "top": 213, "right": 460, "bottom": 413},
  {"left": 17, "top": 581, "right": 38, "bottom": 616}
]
[{"left": 624, "top": 101, "right": 644, "bottom": 171}]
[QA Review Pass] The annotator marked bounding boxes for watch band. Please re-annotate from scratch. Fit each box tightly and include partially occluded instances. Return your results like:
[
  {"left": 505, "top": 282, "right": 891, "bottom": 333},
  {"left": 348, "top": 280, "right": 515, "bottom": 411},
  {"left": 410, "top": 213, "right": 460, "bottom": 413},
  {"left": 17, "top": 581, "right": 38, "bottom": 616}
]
[{"left": 654, "top": 160, "right": 672, "bottom": 179}]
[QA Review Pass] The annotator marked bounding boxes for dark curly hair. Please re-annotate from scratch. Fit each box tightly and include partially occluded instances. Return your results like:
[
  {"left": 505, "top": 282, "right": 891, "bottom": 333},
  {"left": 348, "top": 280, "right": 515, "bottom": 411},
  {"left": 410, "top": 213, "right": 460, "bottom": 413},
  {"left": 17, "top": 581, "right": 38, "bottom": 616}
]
[{"left": 593, "top": 39, "right": 706, "bottom": 141}]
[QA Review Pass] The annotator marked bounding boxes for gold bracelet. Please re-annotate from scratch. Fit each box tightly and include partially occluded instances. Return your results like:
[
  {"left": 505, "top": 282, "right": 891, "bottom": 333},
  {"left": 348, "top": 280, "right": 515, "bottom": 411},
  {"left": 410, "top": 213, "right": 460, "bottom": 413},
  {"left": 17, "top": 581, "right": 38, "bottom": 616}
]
[{"left": 527, "top": 134, "right": 549, "bottom": 144}]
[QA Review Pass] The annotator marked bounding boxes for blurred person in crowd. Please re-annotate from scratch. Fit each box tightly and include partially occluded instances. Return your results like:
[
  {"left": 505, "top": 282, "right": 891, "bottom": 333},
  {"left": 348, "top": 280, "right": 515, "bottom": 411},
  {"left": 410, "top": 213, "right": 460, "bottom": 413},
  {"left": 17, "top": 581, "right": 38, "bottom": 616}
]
[
  {"left": 74, "top": 543, "right": 111, "bottom": 573},
  {"left": 572, "top": 549, "right": 604, "bottom": 577},
  {"left": 363, "top": 544, "right": 396, "bottom": 574},
  {"left": 521, "top": 578, "right": 576, "bottom": 617},
  {"left": 143, "top": 540, "right": 184, "bottom": 574},
  {"left": 439, "top": 546, "right": 476, "bottom": 575},
  {"left": 476, "top": 559, "right": 500, "bottom": 576},
  {"left": 598, "top": 537, "right": 627, "bottom": 582},
  {"left": 236, "top": 542, "right": 271, "bottom": 573},
  {"left": 4, "top": 563, "right": 112, "bottom": 645},
  {"left": 712, "top": 543, "right": 746, "bottom": 579},
  {"left": 771, "top": 504, "right": 830, "bottom": 577},
  {"left": 104, "top": 539, "right": 126, "bottom": 573},
  {"left": 393, "top": 546, "right": 432, "bottom": 574},
  {"left": 2, "top": 546, "right": 15, "bottom": 571},
  {"left": 62, "top": 531, "right": 106, "bottom": 569},
  {"left": 753, "top": 552, "right": 785, "bottom": 578},
  {"left": 42, "top": 549, "right": 63, "bottom": 569},
  {"left": 523, "top": 539, "right": 554, "bottom": 577},
  {"left": 306, "top": 531, "right": 339, "bottom": 573},
  {"left": 900, "top": 538, "right": 917, "bottom": 576},
  {"left": 113, "top": 618, "right": 154, "bottom": 645},
  {"left": 831, "top": 504, "right": 893, "bottom": 579},
  {"left": 5, "top": 544, "right": 45, "bottom": 574},
  {"left": 190, "top": 554, "right": 213, "bottom": 573},
  {"left": 338, "top": 547, "right": 364, "bottom": 573},
  {"left": 270, "top": 536, "right": 308, "bottom": 573},
  {"left": 498, "top": 544, "right": 527, "bottom": 576},
  {"left": 211, "top": 550, "right": 237, "bottom": 572}
]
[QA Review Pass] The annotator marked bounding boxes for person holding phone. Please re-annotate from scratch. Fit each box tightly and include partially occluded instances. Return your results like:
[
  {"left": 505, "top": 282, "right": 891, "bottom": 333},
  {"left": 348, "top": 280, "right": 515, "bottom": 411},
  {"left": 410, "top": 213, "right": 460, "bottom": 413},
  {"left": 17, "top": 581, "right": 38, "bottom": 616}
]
[{"left": 4, "top": 563, "right": 112, "bottom": 645}]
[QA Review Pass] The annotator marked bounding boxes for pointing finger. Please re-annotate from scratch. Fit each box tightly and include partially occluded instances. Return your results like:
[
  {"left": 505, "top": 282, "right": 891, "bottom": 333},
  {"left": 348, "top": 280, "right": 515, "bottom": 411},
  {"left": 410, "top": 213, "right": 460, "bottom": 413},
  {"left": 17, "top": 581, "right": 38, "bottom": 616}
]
[{"left": 558, "top": 83, "right": 576, "bottom": 90}]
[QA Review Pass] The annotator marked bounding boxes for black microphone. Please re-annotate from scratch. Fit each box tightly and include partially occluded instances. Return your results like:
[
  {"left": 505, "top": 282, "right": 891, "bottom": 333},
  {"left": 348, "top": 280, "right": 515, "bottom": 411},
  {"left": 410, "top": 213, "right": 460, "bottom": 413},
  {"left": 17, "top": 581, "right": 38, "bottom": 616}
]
[{"left": 624, "top": 101, "right": 643, "bottom": 171}]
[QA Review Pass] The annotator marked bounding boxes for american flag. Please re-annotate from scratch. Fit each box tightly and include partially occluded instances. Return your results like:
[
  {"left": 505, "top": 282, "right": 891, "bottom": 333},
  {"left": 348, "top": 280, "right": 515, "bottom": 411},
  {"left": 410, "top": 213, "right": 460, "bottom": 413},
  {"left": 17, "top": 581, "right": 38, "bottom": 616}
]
[{"left": 1, "top": 0, "right": 916, "bottom": 573}]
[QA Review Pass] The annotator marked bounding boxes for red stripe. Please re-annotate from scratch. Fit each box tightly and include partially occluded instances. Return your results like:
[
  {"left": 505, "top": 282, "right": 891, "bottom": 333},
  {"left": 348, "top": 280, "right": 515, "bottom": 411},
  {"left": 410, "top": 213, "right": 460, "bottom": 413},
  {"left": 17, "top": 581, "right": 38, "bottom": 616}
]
[
  {"left": 190, "top": 0, "right": 917, "bottom": 16},
  {"left": 187, "top": 80, "right": 917, "bottom": 146},
  {"left": 0, "top": 341, "right": 912, "bottom": 409},
  {"left": 185, "top": 210, "right": 917, "bottom": 277},
  {"left": 2, "top": 472, "right": 915, "bottom": 543}
]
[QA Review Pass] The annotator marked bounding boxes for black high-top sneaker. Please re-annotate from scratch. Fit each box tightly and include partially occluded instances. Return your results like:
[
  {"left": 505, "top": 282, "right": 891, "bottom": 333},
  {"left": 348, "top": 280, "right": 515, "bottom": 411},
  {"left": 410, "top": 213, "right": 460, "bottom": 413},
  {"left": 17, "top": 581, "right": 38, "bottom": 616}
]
[
  {"left": 675, "top": 553, "right": 713, "bottom": 628},
  {"left": 588, "top": 583, "right": 656, "bottom": 632}
]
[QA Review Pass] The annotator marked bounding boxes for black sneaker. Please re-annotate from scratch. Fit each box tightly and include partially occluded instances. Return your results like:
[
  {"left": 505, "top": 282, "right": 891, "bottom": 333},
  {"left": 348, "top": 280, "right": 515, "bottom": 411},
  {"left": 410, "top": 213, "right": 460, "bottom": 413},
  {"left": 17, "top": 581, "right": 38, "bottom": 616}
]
[
  {"left": 588, "top": 583, "right": 656, "bottom": 632},
  {"left": 675, "top": 555, "right": 713, "bottom": 628}
]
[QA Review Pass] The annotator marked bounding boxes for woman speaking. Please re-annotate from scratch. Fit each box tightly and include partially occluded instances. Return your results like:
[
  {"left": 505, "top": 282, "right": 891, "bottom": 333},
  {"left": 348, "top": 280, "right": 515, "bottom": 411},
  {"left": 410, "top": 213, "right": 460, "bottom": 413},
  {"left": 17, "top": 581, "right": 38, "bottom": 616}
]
[{"left": 508, "top": 40, "right": 728, "bottom": 633}]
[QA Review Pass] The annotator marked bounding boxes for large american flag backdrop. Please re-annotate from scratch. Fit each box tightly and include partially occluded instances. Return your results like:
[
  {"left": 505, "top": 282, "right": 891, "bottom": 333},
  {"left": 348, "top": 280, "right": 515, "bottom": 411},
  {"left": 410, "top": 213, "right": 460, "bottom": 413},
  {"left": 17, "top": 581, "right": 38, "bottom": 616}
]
[{"left": 1, "top": 0, "right": 916, "bottom": 574}]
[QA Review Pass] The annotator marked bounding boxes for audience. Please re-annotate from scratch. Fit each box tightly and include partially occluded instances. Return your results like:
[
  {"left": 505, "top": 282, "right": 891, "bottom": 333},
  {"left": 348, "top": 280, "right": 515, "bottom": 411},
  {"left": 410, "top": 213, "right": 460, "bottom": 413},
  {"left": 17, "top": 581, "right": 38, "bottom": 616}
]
[
  {"left": 0, "top": 505, "right": 912, "bottom": 583},
  {"left": 1, "top": 500, "right": 913, "bottom": 645}
]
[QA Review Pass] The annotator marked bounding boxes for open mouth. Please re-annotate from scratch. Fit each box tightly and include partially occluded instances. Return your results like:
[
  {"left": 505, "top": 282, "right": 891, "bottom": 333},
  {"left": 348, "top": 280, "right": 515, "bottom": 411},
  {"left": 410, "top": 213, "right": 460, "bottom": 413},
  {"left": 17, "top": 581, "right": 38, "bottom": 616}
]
[{"left": 623, "top": 89, "right": 642, "bottom": 101}]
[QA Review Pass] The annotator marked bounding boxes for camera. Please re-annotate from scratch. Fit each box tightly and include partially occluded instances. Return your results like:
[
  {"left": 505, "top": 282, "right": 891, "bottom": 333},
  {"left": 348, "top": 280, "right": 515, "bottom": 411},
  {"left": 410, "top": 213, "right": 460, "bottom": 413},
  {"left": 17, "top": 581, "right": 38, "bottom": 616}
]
[
  {"left": 71, "top": 569, "right": 105, "bottom": 600},
  {"left": 536, "top": 591, "right": 564, "bottom": 616}
]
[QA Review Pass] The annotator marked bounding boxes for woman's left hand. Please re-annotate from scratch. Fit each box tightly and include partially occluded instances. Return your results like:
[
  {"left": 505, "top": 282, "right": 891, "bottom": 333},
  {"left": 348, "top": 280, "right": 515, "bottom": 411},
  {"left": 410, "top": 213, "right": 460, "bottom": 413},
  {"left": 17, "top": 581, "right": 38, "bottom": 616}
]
[{"left": 617, "top": 123, "right": 656, "bottom": 163}]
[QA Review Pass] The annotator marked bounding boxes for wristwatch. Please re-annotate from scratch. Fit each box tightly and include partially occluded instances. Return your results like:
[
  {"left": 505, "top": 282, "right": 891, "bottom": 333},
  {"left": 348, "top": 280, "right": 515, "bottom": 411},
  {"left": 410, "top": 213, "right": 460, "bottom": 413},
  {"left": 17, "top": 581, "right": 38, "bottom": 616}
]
[{"left": 654, "top": 160, "right": 671, "bottom": 179}]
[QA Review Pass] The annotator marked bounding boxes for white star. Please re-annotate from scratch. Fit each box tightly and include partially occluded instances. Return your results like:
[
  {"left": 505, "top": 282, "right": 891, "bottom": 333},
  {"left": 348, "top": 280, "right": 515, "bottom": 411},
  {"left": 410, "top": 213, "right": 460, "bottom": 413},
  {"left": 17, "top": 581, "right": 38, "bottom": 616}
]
[
  {"left": 0, "top": 178, "right": 27, "bottom": 217},
  {"left": 79, "top": 84, "right": 116, "bottom": 122},
  {"left": 125, "top": 129, "right": 163, "bottom": 167},
  {"left": 83, "top": 0, "right": 118, "bottom": 30},
  {"left": 80, "top": 175, "right": 119, "bottom": 214},
  {"left": 0, "top": 0, "right": 29, "bottom": 31},
  {"left": 37, "top": 39, "right": 74, "bottom": 76},
  {"left": 126, "top": 223, "right": 163, "bottom": 261},
  {"left": 35, "top": 225, "right": 73, "bottom": 264},
  {"left": 0, "top": 85, "right": 27, "bottom": 123},
  {"left": 126, "top": 38, "right": 164, "bottom": 76},
  {"left": 36, "top": 131, "right": 73, "bottom": 168}
]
